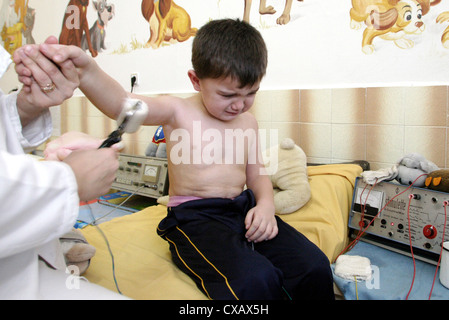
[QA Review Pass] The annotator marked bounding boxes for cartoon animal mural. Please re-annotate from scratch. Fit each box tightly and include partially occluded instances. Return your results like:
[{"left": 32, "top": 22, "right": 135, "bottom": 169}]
[
  {"left": 1, "top": 0, "right": 31, "bottom": 54},
  {"left": 350, "top": 0, "right": 441, "bottom": 54},
  {"left": 437, "top": 11, "right": 449, "bottom": 48},
  {"left": 81, "top": 0, "right": 114, "bottom": 54},
  {"left": 22, "top": 5, "right": 35, "bottom": 44},
  {"left": 243, "top": 0, "right": 304, "bottom": 25},
  {"left": 141, "top": 0, "right": 197, "bottom": 49},
  {"left": 60, "top": 0, "right": 114, "bottom": 57}
]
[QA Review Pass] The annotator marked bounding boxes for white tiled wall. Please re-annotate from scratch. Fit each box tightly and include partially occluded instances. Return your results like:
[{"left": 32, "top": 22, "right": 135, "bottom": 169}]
[{"left": 58, "top": 86, "right": 449, "bottom": 170}]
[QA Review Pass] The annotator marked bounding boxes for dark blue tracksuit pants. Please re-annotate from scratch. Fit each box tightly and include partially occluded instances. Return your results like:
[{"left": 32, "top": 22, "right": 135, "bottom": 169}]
[{"left": 157, "top": 189, "right": 334, "bottom": 300}]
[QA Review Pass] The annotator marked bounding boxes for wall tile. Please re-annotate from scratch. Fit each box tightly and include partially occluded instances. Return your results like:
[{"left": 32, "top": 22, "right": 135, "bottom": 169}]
[
  {"left": 271, "top": 122, "right": 300, "bottom": 147},
  {"left": 299, "top": 123, "right": 331, "bottom": 158},
  {"left": 331, "top": 88, "right": 366, "bottom": 124},
  {"left": 366, "top": 87, "right": 405, "bottom": 125},
  {"left": 366, "top": 125, "right": 404, "bottom": 164},
  {"left": 251, "top": 91, "right": 273, "bottom": 121},
  {"left": 300, "top": 89, "right": 332, "bottom": 123},
  {"left": 86, "top": 116, "right": 106, "bottom": 139},
  {"left": 64, "top": 96, "right": 84, "bottom": 117},
  {"left": 404, "top": 126, "right": 446, "bottom": 168},
  {"left": 60, "top": 86, "right": 449, "bottom": 169},
  {"left": 404, "top": 86, "right": 447, "bottom": 126},
  {"left": 65, "top": 116, "right": 83, "bottom": 133},
  {"left": 447, "top": 128, "right": 449, "bottom": 168},
  {"left": 332, "top": 124, "right": 366, "bottom": 160},
  {"left": 270, "top": 90, "right": 300, "bottom": 122}
]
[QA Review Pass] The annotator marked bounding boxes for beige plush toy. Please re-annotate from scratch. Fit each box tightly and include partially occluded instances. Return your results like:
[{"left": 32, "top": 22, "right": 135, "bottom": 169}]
[
  {"left": 60, "top": 228, "right": 96, "bottom": 275},
  {"left": 264, "top": 138, "right": 311, "bottom": 214}
]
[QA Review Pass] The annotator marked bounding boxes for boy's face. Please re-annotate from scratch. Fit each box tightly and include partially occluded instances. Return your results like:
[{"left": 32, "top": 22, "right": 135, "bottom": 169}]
[{"left": 189, "top": 70, "right": 260, "bottom": 121}]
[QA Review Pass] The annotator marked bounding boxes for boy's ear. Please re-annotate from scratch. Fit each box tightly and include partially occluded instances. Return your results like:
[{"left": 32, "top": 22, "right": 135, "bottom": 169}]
[{"left": 187, "top": 70, "right": 201, "bottom": 91}]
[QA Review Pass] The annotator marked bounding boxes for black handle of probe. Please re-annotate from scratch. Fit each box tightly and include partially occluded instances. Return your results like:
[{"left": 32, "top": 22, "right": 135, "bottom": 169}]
[{"left": 98, "top": 130, "right": 122, "bottom": 149}]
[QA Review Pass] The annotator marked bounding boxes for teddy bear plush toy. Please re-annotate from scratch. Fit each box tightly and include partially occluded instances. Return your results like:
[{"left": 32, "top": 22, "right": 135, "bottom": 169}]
[
  {"left": 264, "top": 138, "right": 311, "bottom": 214},
  {"left": 60, "top": 228, "right": 96, "bottom": 275}
]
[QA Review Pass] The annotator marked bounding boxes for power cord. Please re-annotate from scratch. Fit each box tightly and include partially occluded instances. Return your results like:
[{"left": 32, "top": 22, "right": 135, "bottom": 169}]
[
  {"left": 87, "top": 211, "right": 122, "bottom": 295},
  {"left": 130, "top": 75, "right": 137, "bottom": 93},
  {"left": 83, "top": 186, "right": 146, "bottom": 295}
]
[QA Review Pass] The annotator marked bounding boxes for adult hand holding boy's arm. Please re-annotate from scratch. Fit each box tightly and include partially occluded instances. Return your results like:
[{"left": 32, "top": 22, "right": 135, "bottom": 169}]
[
  {"left": 15, "top": 39, "right": 128, "bottom": 121},
  {"left": 38, "top": 42, "right": 128, "bottom": 120},
  {"left": 13, "top": 37, "right": 80, "bottom": 126}
]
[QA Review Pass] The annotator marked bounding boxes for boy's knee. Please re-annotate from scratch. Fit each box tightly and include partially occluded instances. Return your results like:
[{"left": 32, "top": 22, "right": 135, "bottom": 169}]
[
  {"left": 294, "top": 254, "right": 334, "bottom": 300},
  {"left": 310, "top": 257, "right": 333, "bottom": 284},
  {"left": 234, "top": 265, "right": 284, "bottom": 300}
]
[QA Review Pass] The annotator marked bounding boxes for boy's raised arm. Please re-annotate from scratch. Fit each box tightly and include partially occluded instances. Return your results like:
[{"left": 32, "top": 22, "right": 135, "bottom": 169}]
[
  {"left": 16, "top": 41, "right": 179, "bottom": 127},
  {"left": 39, "top": 44, "right": 181, "bottom": 127}
]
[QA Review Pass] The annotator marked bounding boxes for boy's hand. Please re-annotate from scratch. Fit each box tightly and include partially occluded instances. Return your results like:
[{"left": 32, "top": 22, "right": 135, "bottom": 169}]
[
  {"left": 244, "top": 204, "right": 278, "bottom": 243},
  {"left": 38, "top": 41, "right": 92, "bottom": 70},
  {"left": 13, "top": 37, "right": 80, "bottom": 126},
  {"left": 14, "top": 36, "right": 92, "bottom": 92},
  {"left": 14, "top": 42, "right": 80, "bottom": 106}
]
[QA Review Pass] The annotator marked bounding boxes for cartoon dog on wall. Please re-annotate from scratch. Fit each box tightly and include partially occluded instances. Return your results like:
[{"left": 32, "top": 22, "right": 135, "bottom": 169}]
[
  {"left": 243, "top": 0, "right": 304, "bottom": 25},
  {"left": 60, "top": 0, "right": 97, "bottom": 57},
  {"left": 81, "top": 0, "right": 115, "bottom": 54},
  {"left": 141, "top": 0, "right": 197, "bottom": 49},
  {"left": 350, "top": 0, "right": 440, "bottom": 54}
]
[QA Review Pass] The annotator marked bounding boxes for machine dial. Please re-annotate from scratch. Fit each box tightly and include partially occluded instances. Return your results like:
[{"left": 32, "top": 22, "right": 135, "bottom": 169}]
[{"left": 423, "top": 225, "right": 437, "bottom": 239}]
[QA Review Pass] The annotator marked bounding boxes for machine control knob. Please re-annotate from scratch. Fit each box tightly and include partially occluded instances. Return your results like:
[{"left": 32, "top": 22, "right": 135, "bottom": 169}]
[
  {"left": 359, "top": 220, "right": 369, "bottom": 228},
  {"left": 423, "top": 225, "right": 437, "bottom": 239}
]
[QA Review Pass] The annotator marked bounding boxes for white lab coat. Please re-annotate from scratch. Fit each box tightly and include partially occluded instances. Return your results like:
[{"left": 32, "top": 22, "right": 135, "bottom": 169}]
[
  {"left": 0, "top": 91, "right": 128, "bottom": 300},
  {"left": 0, "top": 91, "right": 80, "bottom": 299}
]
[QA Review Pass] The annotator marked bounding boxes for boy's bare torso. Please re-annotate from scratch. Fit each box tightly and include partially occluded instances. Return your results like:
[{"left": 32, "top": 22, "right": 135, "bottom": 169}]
[{"left": 162, "top": 94, "right": 258, "bottom": 199}]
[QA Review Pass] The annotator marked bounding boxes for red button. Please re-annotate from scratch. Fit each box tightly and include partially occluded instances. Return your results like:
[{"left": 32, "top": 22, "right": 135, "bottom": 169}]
[{"left": 423, "top": 225, "right": 437, "bottom": 239}]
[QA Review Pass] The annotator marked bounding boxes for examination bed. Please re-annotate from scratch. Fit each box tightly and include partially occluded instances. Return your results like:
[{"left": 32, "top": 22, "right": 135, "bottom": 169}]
[{"left": 80, "top": 163, "right": 363, "bottom": 299}]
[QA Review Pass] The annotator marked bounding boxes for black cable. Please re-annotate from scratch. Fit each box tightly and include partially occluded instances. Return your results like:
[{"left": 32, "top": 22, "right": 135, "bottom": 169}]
[{"left": 131, "top": 75, "right": 137, "bottom": 93}]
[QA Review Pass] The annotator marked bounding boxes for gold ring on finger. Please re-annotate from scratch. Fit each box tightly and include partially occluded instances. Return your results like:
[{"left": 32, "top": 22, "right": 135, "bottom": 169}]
[{"left": 41, "top": 83, "right": 56, "bottom": 94}]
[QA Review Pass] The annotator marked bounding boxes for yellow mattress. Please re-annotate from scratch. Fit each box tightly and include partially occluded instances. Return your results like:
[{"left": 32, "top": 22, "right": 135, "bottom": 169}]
[{"left": 81, "top": 163, "right": 362, "bottom": 300}]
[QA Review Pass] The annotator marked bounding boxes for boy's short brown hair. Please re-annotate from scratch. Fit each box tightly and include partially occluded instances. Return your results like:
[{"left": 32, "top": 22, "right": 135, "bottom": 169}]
[{"left": 191, "top": 19, "right": 268, "bottom": 88}]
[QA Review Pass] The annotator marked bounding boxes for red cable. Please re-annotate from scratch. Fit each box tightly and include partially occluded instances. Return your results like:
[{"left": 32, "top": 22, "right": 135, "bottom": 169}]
[
  {"left": 406, "top": 194, "right": 416, "bottom": 300},
  {"left": 428, "top": 201, "right": 448, "bottom": 300},
  {"left": 405, "top": 197, "right": 448, "bottom": 300},
  {"left": 357, "top": 182, "right": 371, "bottom": 239},
  {"left": 334, "top": 179, "right": 377, "bottom": 262},
  {"left": 336, "top": 173, "right": 449, "bottom": 300},
  {"left": 335, "top": 174, "right": 427, "bottom": 263}
]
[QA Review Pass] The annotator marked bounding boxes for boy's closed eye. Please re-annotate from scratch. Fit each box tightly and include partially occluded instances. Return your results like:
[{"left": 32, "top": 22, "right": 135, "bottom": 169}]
[
  {"left": 219, "top": 91, "right": 258, "bottom": 99},
  {"left": 218, "top": 91, "right": 236, "bottom": 98}
]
